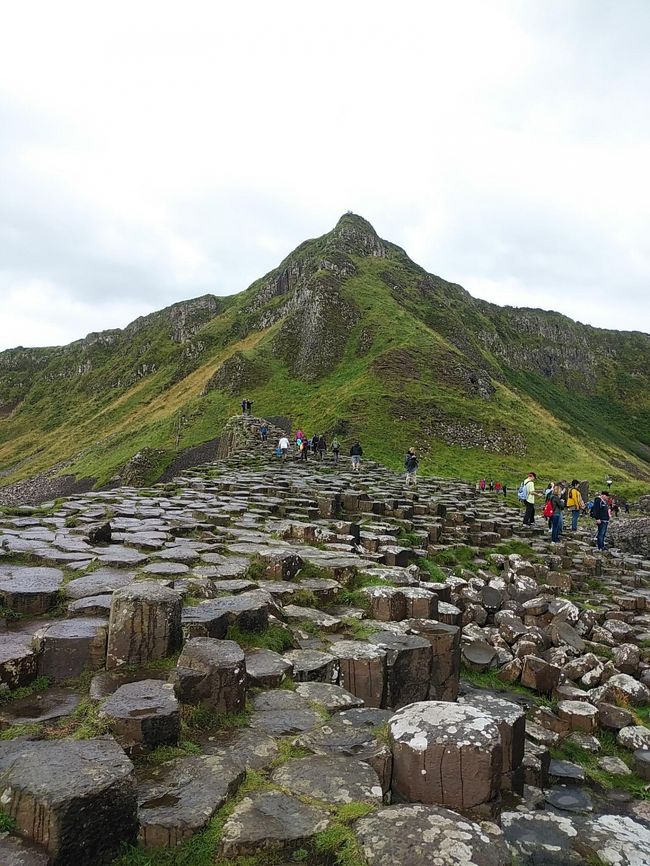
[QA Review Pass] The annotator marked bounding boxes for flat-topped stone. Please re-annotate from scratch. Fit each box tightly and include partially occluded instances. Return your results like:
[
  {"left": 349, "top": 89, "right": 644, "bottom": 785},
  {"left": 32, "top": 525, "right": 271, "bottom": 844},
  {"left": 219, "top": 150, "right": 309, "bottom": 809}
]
[
  {"left": 355, "top": 803, "right": 511, "bottom": 866},
  {"left": 0, "top": 736, "right": 137, "bottom": 865},
  {"left": 34, "top": 616, "right": 108, "bottom": 681},
  {"left": 389, "top": 700, "right": 502, "bottom": 808},
  {"left": 245, "top": 647, "right": 293, "bottom": 687},
  {"left": 138, "top": 754, "right": 245, "bottom": 848},
  {"left": 106, "top": 580, "right": 182, "bottom": 669},
  {"left": 0, "top": 567, "right": 64, "bottom": 615},
  {"left": 100, "top": 679, "right": 180, "bottom": 752},
  {"left": 219, "top": 790, "right": 329, "bottom": 857},
  {"left": 295, "top": 681, "right": 364, "bottom": 712},
  {"left": 271, "top": 754, "right": 383, "bottom": 804},
  {"left": 64, "top": 568, "right": 135, "bottom": 599},
  {"left": 173, "top": 638, "right": 246, "bottom": 713}
]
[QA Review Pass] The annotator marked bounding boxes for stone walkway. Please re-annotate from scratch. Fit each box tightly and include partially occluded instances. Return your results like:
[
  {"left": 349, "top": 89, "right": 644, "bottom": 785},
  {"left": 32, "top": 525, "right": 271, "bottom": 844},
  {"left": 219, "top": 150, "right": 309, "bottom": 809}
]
[{"left": 0, "top": 415, "right": 649, "bottom": 865}]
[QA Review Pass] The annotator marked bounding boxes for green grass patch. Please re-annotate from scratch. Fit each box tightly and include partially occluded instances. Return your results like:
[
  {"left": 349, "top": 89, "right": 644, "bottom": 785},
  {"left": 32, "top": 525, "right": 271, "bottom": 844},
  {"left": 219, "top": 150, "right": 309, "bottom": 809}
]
[
  {"left": 182, "top": 704, "right": 251, "bottom": 734},
  {"left": 460, "top": 665, "right": 557, "bottom": 710},
  {"left": 0, "top": 809, "right": 17, "bottom": 833},
  {"left": 0, "top": 675, "right": 50, "bottom": 705},
  {"left": 417, "top": 558, "right": 447, "bottom": 582},
  {"left": 225, "top": 623, "right": 295, "bottom": 654},
  {"left": 136, "top": 740, "right": 202, "bottom": 767},
  {"left": 428, "top": 545, "right": 476, "bottom": 568},
  {"left": 551, "top": 732, "right": 649, "bottom": 800}
]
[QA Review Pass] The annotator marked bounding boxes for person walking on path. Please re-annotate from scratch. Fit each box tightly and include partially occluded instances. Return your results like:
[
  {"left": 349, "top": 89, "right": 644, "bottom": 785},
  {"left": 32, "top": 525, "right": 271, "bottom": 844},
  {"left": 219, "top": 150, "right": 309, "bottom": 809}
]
[
  {"left": 404, "top": 448, "right": 418, "bottom": 487},
  {"left": 299, "top": 438, "right": 308, "bottom": 461},
  {"left": 278, "top": 434, "right": 289, "bottom": 460},
  {"left": 295, "top": 429, "right": 305, "bottom": 446},
  {"left": 592, "top": 491, "right": 611, "bottom": 551},
  {"left": 311, "top": 434, "right": 320, "bottom": 457},
  {"left": 350, "top": 440, "right": 363, "bottom": 472},
  {"left": 549, "top": 484, "right": 564, "bottom": 543},
  {"left": 241, "top": 399, "right": 247, "bottom": 415},
  {"left": 331, "top": 438, "right": 341, "bottom": 465},
  {"left": 502, "top": 484, "right": 507, "bottom": 498},
  {"left": 260, "top": 424, "right": 268, "bottom": 442},
  {"left": 520, "top": 472, "right": 536, "bottom": 525},
  {"left": 567, "top": 479, "right": 585, "bottom": 531},
  {"left": 318, "top": 435, "right": 327, "bottom": 461}
]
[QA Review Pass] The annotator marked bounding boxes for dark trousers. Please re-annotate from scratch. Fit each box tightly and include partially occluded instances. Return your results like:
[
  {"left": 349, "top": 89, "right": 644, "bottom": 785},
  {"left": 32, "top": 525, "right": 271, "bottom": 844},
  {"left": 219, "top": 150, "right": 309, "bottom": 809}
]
[
  {"left": 523, "top": 502, "right": 535, "bottom": 525},
  {"left": 596, "top": 520, "right": 609, "bottom": 550}
]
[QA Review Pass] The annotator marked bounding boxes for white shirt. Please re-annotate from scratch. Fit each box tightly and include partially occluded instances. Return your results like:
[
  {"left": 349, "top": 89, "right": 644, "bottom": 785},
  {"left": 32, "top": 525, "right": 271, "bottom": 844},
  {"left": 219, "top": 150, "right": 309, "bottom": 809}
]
[{"left": 279, "top": 437, "right": 289, "bottom": 449}]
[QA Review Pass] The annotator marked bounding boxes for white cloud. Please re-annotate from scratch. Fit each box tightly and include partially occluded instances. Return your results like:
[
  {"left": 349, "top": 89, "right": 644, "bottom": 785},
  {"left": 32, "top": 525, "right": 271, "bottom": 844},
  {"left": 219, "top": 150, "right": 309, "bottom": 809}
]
[{"left": 0, "top": 0, "right": 649, "bottom": 349}]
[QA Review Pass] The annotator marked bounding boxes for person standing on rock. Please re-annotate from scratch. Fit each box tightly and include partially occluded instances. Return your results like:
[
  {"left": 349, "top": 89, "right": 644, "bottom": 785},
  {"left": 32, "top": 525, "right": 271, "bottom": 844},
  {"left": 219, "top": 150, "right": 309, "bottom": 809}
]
[
  {"left": 311, "top": 434, "right": 320, "bottom": 457},
  {"left": 245, "top": 399, "right": 253, "bottom": 415},
  {"left": 520, "top": 472, "right": 536, "bottom": 525},
  {"left": 260, "top": 424, "right": 268, "bottom": 442},
  {"left": 549, "top": 484, "right": 564, "bottom": 543},
  {"left": 318, "top": 435, "right": 327, "bottom": 461},
  {"left": 502, "top": 483, "right": 508, "bottom": 498},
  {"left": 592, "top": 491, "right": 610, "bottom": 551},
  {"left": 295, "top": 428, "right": 305, "bottom": 446},
  {"left": 331, "top": 437, "right": 341, "bottom": 465},
  {"left": 350, "top": 440, "right": 363, "bottom": 471},
  {"left": 404, "top": 448, "right": 418, "bottom": 487},
  {"left": 567, "top": 479, "right": 585, "bottom": 531},
  {"left": 241, "top": 398, "right": 247, "bottom": 415},
  {"left": 300, "top": 438, "right": 308, "bottom": 461},
  {"left": 278, "top": 434, "right": 289, "bottom": 460}
]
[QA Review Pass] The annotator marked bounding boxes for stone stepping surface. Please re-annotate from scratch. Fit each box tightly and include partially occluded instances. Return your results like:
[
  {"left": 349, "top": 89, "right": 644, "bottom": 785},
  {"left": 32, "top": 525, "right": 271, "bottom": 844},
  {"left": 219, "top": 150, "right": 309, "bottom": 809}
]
[{"left": 1, "top": 414, "right": 650, "bottom": 863}]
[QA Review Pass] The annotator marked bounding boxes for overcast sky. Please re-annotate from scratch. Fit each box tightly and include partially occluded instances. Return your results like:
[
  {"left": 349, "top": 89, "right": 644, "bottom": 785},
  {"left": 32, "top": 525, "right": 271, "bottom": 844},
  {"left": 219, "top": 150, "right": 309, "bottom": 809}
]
[{"left": 1, "top": 0, "right": 649, "bottom": 351}]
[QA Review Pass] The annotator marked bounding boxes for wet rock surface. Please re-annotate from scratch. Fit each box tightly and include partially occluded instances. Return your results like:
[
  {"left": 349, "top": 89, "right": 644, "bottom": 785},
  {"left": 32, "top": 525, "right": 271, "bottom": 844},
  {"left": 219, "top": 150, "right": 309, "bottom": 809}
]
[{"left": 0, "top": 414, "right": 649, "bottom": 863}]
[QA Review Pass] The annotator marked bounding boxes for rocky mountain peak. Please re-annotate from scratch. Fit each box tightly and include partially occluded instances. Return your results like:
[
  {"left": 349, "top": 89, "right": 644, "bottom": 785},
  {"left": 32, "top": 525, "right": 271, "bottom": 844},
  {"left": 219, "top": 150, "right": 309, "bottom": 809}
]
[{"left": 329, "top": 212, "right": 387, "bottom": 258}]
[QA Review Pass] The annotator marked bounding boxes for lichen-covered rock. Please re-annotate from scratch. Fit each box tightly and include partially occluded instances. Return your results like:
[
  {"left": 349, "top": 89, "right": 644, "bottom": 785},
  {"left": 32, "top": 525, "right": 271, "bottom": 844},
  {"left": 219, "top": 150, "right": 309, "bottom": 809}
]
[
  {"left": 100, "top": 679, "right": 180, "bottom": 752},
  {"left": 355, "top": 803, "right": 512, "bottom": 866},
  {"left": 172, "top": 638, "right": 246, "bottom": 713},
  {"left": 333, "top": 640, "right": 388, "bottom": 708},
  {"left": 389, "top": 701, "right": 502, "bottom": 808}
]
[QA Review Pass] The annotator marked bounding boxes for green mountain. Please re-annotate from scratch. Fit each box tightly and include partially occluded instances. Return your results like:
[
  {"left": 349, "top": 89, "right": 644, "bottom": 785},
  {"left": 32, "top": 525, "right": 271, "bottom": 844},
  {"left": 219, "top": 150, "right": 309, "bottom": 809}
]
[{"left": 1, "top": 213, "right": 649, "bottom": 497}]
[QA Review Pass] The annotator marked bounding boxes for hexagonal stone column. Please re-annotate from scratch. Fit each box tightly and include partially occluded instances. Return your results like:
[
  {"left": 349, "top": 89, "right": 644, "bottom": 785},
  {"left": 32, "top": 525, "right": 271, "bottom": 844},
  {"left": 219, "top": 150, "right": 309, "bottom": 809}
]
[
  {"left": 0, "top": 566, "right": 63, "bottom": 615},
  {"left": 0, "top": 634, "right": 37, "bottom": 688},
  {"left": 389, "top": 701, "right": 502, "bottom": 809},
  {"left": 34, "top": 617, "right": 108, "bottom": 681},
  {"left": 333, "top": 640, "right": 388, "bottom": 708},
  {"left": 369, "top": 632, "right": 432, "bottom": 709},
  {"left": 100, "top": 679, "right": 180, "bottom": 753},
  {"left": 0, "top": 737, "right": 137, "bottom": 865},
  {"left": 106, "top": 581, "right": 182, "bottom": 669},
  {"left": 459, "top": 692, "right": 525, "bottom": 794},
  {"left": 557, "top": 700, "right": 599, "bottom": 733},
  {"left": 406, "top": 619, "right": 461, "bottom": 701},
  {"left": 172, "top": 638, "right": 246, "bottom": 713}
]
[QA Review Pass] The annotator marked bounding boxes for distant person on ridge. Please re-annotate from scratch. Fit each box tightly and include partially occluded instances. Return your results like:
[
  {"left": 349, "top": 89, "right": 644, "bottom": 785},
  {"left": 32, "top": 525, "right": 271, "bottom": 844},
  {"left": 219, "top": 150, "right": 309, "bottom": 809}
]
[
  {"left": 350, "top": 440, "right": 363, "bottom": 472},
  {"left": 331, "top": 437, "right": 341, "bottom": 465},
  {"left": 245, "top": 399, "right": 253, "bottom": 415},
  {"left": 404, "top": 448, "right": 418, "bottom": 487},
  {"left": 241, "top": 399, "right": 247, "bottom": 415},
  {"left": 519, "top": 472, "right": 536, "bottom": 525}
]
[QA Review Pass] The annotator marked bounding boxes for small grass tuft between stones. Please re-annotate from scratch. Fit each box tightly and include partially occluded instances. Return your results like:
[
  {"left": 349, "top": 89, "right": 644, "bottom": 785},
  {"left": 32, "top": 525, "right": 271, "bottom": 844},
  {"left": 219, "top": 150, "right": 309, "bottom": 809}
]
[
  {"left": 0, "top": 675, "right": 50, "bottom": 705},
  {"left": 225, "top": 622, "right": 295, "bottom": 654},
  {"left": 0, "top": 809, "right": 17, "bottom": 833},
  {"left": 181, "top": 704, "right": 251, "bottom": 734}
]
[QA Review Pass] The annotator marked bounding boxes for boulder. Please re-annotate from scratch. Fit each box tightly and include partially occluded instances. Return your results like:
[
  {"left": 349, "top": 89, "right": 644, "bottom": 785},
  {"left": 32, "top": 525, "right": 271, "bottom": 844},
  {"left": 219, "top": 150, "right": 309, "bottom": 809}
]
[
  {"left": 368, "top": 632, "right": 432, "bottom": 709},
  {"left": 245, "top": 647, "right": 293, "bottom": 688},
  {"left": 520, "top": 655, "right": 561, "bottom": 695},
  {"left": 557, "top": 700, "right": 599, "bottom": 734}
]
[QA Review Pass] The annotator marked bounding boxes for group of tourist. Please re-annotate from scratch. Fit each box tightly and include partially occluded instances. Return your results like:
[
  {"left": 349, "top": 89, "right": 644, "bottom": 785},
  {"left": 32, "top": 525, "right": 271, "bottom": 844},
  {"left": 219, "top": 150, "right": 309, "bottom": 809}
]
[
  {"left": 476, "top": 479, "right": 508, "bottom": 496},
  {"left": 518, "top": 472, "right": 625, "bottom": 551}
]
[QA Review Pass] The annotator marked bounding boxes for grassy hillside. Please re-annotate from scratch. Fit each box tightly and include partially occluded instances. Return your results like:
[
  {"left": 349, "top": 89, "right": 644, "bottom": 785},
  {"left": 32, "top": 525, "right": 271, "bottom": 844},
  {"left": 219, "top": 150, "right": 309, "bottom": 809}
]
[{"left": 1, "top": 214, "right": 649, "bottom": 499}]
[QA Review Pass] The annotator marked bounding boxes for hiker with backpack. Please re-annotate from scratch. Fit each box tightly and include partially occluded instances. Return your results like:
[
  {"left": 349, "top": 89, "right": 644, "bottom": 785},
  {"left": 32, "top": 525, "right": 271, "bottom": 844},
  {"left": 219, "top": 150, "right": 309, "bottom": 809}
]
[
  {"left": 591, "top": 491, "right": 611, "bottom": 551},
  {"left": 566, "top": 479, "right": 585, "bottom": 531},
  {"left": 404, "top": 448, "right": 418, "bottom": 487},
  {"left": 331, "top": 438, "right": 341, "bottom": 465},
  {"left": 518, "top": 472, "right": 536, "bottom": 525},
  {"left": 350, "top": 440, "right": 363, "bottom": 471},
  {"left": 546, "top": 484, "right": 564, "bottom": 543}
]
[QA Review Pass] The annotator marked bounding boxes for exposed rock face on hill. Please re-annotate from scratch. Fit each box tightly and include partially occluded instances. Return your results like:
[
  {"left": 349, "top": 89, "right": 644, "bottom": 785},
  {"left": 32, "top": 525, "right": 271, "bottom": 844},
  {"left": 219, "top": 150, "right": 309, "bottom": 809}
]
[
  {"left": 1, "top": 212, "right": 649, "bottom": 494},
  {"left": 1, "top": 417, "right": 649, "bottom": 865}
]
